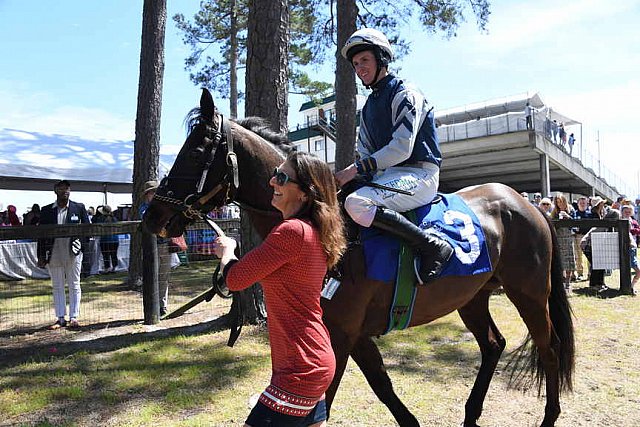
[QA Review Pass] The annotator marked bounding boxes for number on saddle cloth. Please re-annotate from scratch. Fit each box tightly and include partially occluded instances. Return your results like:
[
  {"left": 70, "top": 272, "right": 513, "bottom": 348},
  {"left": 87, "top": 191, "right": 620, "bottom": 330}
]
[{"left": 361, "top": 193, "right": 492, "bottom": 283}]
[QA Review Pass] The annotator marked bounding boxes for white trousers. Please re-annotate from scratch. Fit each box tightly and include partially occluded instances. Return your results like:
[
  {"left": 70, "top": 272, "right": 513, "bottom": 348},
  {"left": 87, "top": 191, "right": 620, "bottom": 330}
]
[
  {"left": 158, "top": 242, "right": 171, "bottom": 310},
  {"left": 344, "top": 164, "right": 440, "bottom": 227},
  {"left": 48, "top": 253, "right": 83, "bottom": 320}
]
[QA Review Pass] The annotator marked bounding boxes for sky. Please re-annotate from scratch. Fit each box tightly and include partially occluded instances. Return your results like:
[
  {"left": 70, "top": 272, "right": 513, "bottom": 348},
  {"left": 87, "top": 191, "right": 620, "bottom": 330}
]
[{"left": 1, "top": 0, "right": 639, "bottom": 213}]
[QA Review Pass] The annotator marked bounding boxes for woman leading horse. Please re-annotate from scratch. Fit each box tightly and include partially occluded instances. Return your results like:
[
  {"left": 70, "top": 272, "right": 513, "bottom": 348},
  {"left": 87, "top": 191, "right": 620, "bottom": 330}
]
[
  {"left": 143, "top": 88, "right": 575, "bottom": 427},
  {"left": 214, "top": 151, "right": 346, "bottom": 427}
]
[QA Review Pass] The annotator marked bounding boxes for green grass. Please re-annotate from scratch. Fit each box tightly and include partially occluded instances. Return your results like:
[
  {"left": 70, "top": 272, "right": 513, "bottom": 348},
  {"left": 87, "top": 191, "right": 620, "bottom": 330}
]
[{"left": 1, "top": 275, "right": 639, "bottom": 426}]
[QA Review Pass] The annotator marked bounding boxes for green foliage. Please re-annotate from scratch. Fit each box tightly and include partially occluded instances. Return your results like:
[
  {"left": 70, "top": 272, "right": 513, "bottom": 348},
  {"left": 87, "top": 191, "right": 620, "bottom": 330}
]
[
  {"left": 343, "top": 0, "right": 490, "bottom": 58},
  {"left": 289, "top": 70, "right": 332, "bottom": 97},
  {"left": 173, "top": 0, "right": 249, "bottom": 100},
  {"left": 173, "top": 0, "right": 333, "bottom": 103},
  {"left": 173, "top": 1, "right": 490, "bottom": 108}
]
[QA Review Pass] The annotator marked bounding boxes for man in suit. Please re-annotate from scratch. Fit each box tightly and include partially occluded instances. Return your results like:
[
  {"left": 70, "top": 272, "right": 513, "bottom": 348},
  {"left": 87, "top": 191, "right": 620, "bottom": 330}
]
[{"left": 37, "top": 180, "right": 91, "bottom": 329}]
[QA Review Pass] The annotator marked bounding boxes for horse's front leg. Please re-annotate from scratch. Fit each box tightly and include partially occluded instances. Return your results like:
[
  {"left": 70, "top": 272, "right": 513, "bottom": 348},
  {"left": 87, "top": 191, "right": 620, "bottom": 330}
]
[
  {"left": 323, "top": 312, "right": 360, "bottom": 420},
  {"left": 351, "top": 335, "right": 420, "bottom": 427}
]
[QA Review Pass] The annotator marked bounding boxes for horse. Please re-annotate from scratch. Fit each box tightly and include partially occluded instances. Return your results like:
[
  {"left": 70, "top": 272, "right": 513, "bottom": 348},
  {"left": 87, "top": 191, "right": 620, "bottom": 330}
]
[{"left": 143, "top": 89, "right": 575, "bottom": 427}]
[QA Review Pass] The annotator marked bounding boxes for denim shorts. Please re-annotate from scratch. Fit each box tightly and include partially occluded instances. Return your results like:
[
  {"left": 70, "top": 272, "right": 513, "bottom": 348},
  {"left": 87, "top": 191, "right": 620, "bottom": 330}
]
[
  {"left": 245, "top": 399, "right": 327, "bottom": 427},
  {"left": 631, "top": 247, "right": 639, "bottom": 270}
]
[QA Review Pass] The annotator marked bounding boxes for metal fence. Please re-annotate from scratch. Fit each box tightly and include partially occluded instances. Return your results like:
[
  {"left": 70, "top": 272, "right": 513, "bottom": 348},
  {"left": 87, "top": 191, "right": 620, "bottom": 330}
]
[{"left": 0, "top": 219, "right": 239, "bottom": 336}]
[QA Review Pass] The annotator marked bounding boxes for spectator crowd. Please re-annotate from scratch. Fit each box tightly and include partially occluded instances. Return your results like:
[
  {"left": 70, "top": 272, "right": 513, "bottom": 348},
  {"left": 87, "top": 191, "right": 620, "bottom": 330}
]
[{"left": 520, "top": 191, "right": 640, "bottom": 295}]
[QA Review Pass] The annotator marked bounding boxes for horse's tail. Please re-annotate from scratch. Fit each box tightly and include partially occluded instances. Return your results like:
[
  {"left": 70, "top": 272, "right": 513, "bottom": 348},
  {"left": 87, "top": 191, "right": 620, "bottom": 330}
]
[
  {"left": 545, "top": 214, "right": 575, "bottom": 392},
  {"left": 508, "top": 213, "right": 575, "bottom": 393}
]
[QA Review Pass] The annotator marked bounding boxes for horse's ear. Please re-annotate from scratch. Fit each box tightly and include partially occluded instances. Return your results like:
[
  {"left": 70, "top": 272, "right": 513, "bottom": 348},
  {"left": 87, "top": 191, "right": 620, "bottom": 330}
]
[{"left": 200, "top": 88, "right": 215, "bottom": 120}]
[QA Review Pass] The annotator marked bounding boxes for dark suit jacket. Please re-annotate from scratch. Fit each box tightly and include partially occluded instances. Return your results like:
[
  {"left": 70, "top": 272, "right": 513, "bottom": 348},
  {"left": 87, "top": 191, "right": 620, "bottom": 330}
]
[{"left": 37, "top": 200, "right": 91, "bottom": 263}]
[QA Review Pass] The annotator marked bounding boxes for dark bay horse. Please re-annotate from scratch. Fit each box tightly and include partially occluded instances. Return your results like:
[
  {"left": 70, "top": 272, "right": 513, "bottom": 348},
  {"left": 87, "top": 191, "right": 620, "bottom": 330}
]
[{"left": 143, "top": 89, "right": 575, "bottom": 426}]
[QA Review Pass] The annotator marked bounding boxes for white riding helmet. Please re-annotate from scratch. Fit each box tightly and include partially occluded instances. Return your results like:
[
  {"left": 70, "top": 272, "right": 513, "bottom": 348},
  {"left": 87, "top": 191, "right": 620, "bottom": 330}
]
[{"left": 341, "top": 28, "right": 394, "bottom": 64}]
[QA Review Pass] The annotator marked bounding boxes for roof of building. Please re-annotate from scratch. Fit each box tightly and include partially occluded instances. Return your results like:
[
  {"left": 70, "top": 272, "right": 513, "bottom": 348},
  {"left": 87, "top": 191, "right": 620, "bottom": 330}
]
[
  {"left": 435, "top": 92, "right": 580, "bottom": 127},
  {"left": 299, "top": 94, "right": 336, "bottom": 112}
]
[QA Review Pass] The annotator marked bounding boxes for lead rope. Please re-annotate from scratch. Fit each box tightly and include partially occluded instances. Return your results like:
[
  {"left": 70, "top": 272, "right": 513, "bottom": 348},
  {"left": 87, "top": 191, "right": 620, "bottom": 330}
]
[{"left": 201, "top": 214, "right": 244, "bottom": 347}]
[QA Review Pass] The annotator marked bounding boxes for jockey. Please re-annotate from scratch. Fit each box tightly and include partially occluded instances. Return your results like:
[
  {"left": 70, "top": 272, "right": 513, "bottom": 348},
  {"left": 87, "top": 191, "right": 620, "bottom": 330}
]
[{"left": 335, "top": 28, "right": 453, "bottom": 285}]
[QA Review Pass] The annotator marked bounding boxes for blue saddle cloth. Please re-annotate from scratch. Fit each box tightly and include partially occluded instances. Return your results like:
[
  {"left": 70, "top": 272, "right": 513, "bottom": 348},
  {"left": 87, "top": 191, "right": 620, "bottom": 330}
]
[{"left": 361, "top": 193, "right": 492, "bottom": 282}]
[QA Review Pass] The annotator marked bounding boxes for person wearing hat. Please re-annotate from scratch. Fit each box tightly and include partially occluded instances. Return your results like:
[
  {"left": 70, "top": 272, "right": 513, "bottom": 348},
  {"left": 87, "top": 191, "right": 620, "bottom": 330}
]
[
  {"left": 539, "top": 197, "right": 553, "bottom": 216},
  {"left": 37, "top": 180, "right": 91, "bottom": 329},
  {"left": 93, "top": 205, "right": 120, "bottom": 274},
  {"left": 139, "top": 180, "right": 172, "bottom": 316},
  {"left": 590, "top": 196, "right": 607, "bottom": 219},
  {"left": 334, "top": 28, "right": 453, "bottom": 285},
  {"left": 533, "top": 192, "right": 542, "bottom": 207}
]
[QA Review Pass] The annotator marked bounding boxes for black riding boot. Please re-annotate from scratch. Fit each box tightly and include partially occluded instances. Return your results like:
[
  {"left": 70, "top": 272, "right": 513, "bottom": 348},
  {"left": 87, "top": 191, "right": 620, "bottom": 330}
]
[{"left": 371, "top": 207, "right": 454, "bottom": 285}]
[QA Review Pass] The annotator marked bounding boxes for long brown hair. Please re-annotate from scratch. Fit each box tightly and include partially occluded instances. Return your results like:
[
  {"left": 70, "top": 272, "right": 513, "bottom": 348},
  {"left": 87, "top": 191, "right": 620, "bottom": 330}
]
[
  {"left": 551, "top": 194, "right": 573, "bottom": 219},
  {"left": 289, "top": 151, "right": 346, "bottom": 268}
]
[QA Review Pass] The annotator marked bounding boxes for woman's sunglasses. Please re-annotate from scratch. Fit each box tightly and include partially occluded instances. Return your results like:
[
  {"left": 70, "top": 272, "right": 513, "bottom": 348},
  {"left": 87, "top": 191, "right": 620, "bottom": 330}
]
[{"left": 272, "top": 167, "right": 299, "bottom": 186}]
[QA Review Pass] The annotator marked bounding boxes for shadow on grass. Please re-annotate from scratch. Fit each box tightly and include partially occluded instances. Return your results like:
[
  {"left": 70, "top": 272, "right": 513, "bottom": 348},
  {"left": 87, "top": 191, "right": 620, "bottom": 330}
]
[
  {"left": 1, "top": 318, "right": 268, "bottom": 427},
  {"left": 0, "top": 318, "right": 144, "bottom": 340},
  {"left": 373, "top": 318, "right": 551, "bottom": 392},
  {"left": 376, "top": 320, "right": 480, "bottom": 381},
  {"left": 0, "top": 314, "right": 236, "bottom": 368},
  {"left": 571, "top": 285, "right": 627, "bottom": 299}
]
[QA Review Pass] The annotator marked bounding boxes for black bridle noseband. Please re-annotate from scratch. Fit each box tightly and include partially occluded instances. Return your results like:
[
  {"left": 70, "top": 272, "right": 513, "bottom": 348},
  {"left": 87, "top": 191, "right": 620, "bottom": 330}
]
[{"left": 154, "top": 113, "right": 238, "bottom": 221}]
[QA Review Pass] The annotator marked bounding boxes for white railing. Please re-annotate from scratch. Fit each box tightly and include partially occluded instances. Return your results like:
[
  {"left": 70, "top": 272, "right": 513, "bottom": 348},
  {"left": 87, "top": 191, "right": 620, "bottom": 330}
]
[{"left": 437, "top": 111, "right": 635, "bottom": 197}]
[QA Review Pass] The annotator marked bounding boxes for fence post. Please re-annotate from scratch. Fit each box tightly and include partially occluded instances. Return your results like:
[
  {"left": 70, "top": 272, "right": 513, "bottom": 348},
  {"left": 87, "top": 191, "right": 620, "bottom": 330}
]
[
  {"left": 618, "top": 220, "right": 632, "bottom": 295},
  {"left": 142, "top": 227, "right": 159, "bottom": 324}
]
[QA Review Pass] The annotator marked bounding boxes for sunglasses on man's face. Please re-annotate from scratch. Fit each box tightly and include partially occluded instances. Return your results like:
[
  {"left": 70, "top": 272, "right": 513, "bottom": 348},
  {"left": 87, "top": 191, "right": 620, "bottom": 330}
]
[{"left": 272, "top": 167, "right": 299, "bottom": 186}]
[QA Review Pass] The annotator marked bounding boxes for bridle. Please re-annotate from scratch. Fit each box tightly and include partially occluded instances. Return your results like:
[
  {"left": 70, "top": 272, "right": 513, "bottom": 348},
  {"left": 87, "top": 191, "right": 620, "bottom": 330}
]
[
  {"left": 153, "top": 113, "right": 239, "bottom": 220},
  {"left": 153, "top": 112, "right": 281, "bottom": 225}
]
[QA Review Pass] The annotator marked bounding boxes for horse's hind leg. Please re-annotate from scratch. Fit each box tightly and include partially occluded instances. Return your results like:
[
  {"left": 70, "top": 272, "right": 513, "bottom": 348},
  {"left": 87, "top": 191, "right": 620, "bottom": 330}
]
[
  {"left": 350, "top": 335, "right": 420, "bottom": 427},
  {"left": 457, "top": 290, "right": 506, "bottom": 427}
]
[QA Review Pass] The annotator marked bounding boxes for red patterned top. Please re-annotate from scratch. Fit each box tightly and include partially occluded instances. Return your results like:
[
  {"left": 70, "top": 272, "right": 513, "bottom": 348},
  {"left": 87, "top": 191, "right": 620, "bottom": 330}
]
[{"left": 226, "top": 219, "right": 335, "bottom": 416}]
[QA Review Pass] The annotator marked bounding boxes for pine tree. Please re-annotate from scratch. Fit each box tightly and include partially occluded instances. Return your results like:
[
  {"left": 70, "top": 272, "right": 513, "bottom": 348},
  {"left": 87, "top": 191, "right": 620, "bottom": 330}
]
[{"left": 129, "top": 0, "right": 167, "bottom": 291}]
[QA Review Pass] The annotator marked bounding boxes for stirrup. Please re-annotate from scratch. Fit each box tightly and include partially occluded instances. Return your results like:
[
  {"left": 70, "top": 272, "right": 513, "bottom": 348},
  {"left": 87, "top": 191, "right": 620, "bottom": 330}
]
[{"left": 413, "top": 258, "right": 425, "bottom": 286}]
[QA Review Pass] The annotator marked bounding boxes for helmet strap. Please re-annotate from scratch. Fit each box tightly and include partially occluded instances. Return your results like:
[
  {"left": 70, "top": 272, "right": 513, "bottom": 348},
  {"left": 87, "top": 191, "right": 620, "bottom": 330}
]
[
  {"left": 363, "top": 66, "right": 382, "bottom": 89},
  {"left": 356, "top": 47, "right": 384, "bottom": 89}
]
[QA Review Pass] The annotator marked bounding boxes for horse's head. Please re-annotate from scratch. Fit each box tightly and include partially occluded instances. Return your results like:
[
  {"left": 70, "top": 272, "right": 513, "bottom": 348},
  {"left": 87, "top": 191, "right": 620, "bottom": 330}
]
[{"left": 143, "top": 89, "right": 237, "bottom": 237}]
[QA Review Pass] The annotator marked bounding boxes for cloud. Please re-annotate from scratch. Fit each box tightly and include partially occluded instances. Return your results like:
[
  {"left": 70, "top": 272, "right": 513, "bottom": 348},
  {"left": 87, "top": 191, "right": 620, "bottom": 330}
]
[{"left": 465, "top": 0, "right": 637, "bottom": 58}]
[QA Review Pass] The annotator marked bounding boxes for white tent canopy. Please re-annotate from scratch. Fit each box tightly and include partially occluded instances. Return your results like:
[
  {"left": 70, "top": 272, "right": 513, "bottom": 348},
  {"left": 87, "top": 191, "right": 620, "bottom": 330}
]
[
  {"left": 435, "top": 92, "right": 580, "bottom": 127},
  {"left": 0, "top": 128, "right": 176, "bottom": 192}
]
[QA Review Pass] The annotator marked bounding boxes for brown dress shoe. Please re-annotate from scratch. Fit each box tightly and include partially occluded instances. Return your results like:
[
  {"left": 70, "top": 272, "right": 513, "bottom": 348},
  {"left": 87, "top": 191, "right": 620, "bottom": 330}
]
[{"left": 48, "top": 319, "right": 67, "bottom": 330}]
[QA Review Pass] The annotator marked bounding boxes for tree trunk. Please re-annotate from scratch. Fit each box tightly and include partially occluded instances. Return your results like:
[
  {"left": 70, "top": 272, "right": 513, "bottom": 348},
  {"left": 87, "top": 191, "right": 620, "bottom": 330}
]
[
  {"left": 229, "top": 0, "right": 239, "bottom": 118},
  {"left": 334, "top": 0, "right": 358, "bottom": 171},
  {"left": 236, "top": 0, "right": 290, "bottom": 323},
  {"left": 129, "top": 0, "right": 167, "bottom": 289},
  {"left": 245, "top": 0, "right": 289, "bottom": 133},
  {"left": 238, "top": 210, "right": 267, "bottom": 324}
]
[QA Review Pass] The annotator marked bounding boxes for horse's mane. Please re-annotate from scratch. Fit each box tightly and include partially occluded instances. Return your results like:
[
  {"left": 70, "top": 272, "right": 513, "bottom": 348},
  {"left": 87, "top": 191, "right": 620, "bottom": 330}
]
[
  {"left": 235, "top": 116, "right": 296, "bottom": 154},
  {"left": 184, "top": 108, "right": 295, "bottom": 154}
]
